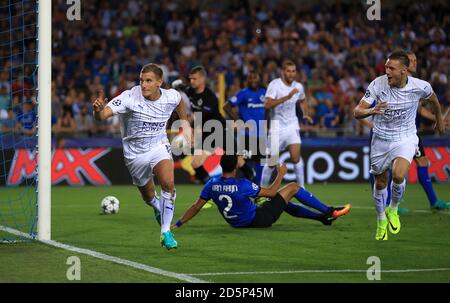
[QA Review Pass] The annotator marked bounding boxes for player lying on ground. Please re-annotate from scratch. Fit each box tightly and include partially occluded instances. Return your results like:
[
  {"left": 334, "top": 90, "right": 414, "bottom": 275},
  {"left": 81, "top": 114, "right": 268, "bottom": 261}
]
[{"left": 172, "top": 155, "right": 351, "bottom": 230}]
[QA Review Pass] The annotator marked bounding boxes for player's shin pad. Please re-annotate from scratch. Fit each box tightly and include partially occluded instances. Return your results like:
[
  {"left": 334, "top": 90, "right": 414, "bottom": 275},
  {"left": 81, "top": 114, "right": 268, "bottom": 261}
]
[{"left": 161, "top": 190, "right": 176, "bottom": 233}]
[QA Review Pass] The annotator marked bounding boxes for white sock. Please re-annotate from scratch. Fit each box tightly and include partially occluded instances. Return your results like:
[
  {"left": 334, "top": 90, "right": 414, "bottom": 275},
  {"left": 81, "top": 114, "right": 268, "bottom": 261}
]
[
  {"left": 260, "top": 165, "right": 275, "bottom": 187},
  {"left": 145, "top": 191, "right": 161, "bottom": 211},
  {"left": 160, "top": 190, "right": 176, "bottom": 234},
  {"left": 294, "top": 160, "right": 305, "bottom": 188},
  {"left": 373, "top": 186, "right": 387, "bottom": 220},
  {"left": 390, "top": 179, "right": 406, "bottom": 210}
]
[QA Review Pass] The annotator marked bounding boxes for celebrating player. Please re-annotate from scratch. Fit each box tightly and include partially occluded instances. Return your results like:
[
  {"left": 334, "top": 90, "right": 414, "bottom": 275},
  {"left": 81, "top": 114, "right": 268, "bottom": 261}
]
[
  {"left": 361, "top": 51, "right": 449, "bottom": 213},
  {"left": 353, "top": 50, "right": 444, "bottom": 241},
  {"left": 92, "top": 63, "right": 191, "bottom": 250},
  {"left": 172, "top": 155, "right": 351, "bottom": 230},
  {"left": 261, "top": 60, "right": 313, "bottom": 188}
]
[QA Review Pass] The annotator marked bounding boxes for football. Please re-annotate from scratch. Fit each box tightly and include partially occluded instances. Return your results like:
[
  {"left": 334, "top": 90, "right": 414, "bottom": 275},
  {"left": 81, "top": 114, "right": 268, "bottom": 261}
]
[
  {"left": 101, "top": 196, "right": 120, "bottom": 214},
  {"left": 171, "top": 133, "right": 189, "bottom": 155}
]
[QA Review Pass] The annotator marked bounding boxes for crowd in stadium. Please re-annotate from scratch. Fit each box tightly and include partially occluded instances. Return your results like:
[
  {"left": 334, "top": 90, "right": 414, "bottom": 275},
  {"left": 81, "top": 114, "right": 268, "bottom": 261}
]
[{"left": 1, "top": 0, "right": 449, "bottom": 138}]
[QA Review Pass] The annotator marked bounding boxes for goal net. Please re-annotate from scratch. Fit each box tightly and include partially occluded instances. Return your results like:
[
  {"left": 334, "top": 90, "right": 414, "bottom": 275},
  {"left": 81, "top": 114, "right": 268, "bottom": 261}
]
[{"left": 0, "top": 0, "right": 39, "bottom": 242}]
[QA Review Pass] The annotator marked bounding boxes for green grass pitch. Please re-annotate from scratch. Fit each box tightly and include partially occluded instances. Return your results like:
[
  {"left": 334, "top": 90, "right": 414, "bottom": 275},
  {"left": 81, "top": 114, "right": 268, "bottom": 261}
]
[{"left": 1, "top": 183, "right": 449, "bottom": 282}]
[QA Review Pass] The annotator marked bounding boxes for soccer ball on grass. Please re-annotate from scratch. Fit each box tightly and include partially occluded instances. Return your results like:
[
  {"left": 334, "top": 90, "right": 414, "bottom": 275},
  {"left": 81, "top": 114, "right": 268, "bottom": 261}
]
[{"left": 101, "top": 196, "right": 120, "bottom": 214}]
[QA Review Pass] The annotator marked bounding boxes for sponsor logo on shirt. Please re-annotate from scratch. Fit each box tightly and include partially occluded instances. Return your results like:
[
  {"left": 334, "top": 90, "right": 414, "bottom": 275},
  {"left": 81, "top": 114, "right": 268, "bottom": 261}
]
[
  {"left": 384, "top": 108, "right": 407, "bottom": 120},
  {"left": 141, "top": 121, "right": 166, "bottom": 132},
  {"left": 247, "top": 103, "right": 265, "bottom": 108}
]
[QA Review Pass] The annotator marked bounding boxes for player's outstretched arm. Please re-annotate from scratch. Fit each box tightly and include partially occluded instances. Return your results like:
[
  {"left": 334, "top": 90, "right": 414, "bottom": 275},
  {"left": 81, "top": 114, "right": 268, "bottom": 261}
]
[
  {"left": 258, "top": 164, "right": 287, "bottom": 198},
  {"left": 353, "top": 100, "right": 387, "bottom": 119},
  {"left": 92, "top": 90, "right": 113, "bottom": 121},
  {"left": 171, "top": 198, "right": 208, "bottom": 229},
  {"left": 426, "top": 93, "right": 445, "bottom": 134}
]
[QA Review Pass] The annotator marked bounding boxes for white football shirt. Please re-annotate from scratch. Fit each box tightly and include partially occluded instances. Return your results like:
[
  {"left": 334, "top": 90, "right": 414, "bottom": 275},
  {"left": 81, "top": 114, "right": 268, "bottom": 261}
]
[
  {"left": 362, "top": 75, "right": 433, "bottom": 141},
  {"left": 107, "top": 86, "right": 181, "bottom": 160},
  {"left": 265, "top": 78, "right": 305, "bottom": 130}
]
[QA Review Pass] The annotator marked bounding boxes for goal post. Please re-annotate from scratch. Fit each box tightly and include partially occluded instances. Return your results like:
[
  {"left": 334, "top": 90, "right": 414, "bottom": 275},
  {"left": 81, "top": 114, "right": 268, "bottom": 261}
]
[{"left": 37, "top": 0, "right": 51, "bottom": 241}]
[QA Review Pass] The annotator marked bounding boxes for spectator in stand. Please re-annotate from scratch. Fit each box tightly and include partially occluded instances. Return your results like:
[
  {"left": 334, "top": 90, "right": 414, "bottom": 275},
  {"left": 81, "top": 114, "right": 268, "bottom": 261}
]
[
  {"left": 1, "top": 109, "right": 20, "bottom": 134},
  {"left": 16, "top": 101, "right": 37, "bottom": 137},
  {"left": 74, "top": 104, "right": 95, "bottom": 137},
  {"left": 53, "top": 109, "right": 76, "bottom": 138}
]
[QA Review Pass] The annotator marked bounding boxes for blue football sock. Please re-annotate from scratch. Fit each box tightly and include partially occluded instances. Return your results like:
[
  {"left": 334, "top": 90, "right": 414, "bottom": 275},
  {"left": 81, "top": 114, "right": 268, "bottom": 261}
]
[
  {"left": 294, "top": 187, "right": 331, "bottom": 214},
  {"left": 285, "top": 202, "right": 323, "bottom": 220},
  {"left": 417, "top": 166, "right": 438, "bottom": 206},
  {"left": 369, "top": 173, "right": 375, "bottom": 194},
  {"left": 386, "top": 171, "right": 392, "bottom": 206}
]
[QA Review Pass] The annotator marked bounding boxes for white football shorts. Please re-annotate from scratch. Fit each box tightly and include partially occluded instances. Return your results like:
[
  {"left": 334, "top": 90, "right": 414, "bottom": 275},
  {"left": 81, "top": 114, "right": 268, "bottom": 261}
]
[
  {"left": 370, "top": 134, "right": 419, "bottom": 175},
  {"left": 125, "top": 143, "right": 173, "bottom": 187},
  {"left": 267, "top": 126, "right": 301, "bottom": 157}
]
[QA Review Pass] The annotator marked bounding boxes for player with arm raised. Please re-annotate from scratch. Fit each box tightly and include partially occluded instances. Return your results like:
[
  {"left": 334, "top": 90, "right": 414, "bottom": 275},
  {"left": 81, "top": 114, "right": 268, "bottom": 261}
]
[
  {"left": 171, "top": 155, "right": 351, "bottom": 230},
  {"left": 353, "top": 50, "right": 444, "bottom": 241},
  {"left": 92, "top": 63, "right": 191, "bottom": 250},
  {"left": 261, "top": 60, "right": 313, "bottom": 188}
]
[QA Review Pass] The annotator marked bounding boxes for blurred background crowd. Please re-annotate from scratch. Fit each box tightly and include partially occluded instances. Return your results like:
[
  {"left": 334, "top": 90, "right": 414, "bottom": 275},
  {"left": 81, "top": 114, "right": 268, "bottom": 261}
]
[{"left": 1, "top": 0, "right": 449, "bottom": 139}]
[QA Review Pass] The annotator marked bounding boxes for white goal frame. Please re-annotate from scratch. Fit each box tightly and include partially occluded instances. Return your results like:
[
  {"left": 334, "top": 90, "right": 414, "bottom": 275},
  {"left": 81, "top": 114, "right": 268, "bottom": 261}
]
[{"left": 37, "top": 0, "right": 52, "bottom": 240}]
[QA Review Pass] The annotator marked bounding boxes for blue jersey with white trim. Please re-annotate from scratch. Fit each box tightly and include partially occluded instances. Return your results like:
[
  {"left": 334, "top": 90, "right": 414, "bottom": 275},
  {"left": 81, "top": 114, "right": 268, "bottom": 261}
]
[{"left": 200, "top": 177, "right": 260, "bottom": 227}]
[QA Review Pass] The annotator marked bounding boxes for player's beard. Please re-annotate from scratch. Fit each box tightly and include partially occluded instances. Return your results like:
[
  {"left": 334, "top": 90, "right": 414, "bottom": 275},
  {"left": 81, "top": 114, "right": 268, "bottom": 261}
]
[{"left": 283, "top": 74, "right": 295, "bottom": 85}]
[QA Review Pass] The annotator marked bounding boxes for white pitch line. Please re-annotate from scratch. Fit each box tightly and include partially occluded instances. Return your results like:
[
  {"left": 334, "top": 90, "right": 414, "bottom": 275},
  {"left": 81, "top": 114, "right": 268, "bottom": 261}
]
[
  {"left": 186, "top": 268, "right": 450, "bottom": 276},
  {"left": 0, "top": 225, "right": 207, "bottom": 283}
]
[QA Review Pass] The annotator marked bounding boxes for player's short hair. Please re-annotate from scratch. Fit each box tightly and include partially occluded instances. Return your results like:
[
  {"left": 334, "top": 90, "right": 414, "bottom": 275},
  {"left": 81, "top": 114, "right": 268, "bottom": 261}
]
[
  {"left": 405, "top": 49, "right": 415, "bottom": 56},
  {"left": 141, "top": 63, "right": 163, "bottom": 79},
  {"left": 282, "top": 60, "right": 296, "bottom": 70},
  {"left": 388, "top": 50, "right": 410, "bottom": 68},
  {"left": 189, "top": 65, "right": 207, "bottom": 77},
  {"left": 220, "top": 154, "right": 238, "bottom": 173}
]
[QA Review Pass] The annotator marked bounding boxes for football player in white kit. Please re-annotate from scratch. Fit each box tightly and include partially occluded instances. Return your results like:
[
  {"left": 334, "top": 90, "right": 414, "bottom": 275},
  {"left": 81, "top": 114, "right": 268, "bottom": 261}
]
[
  {"left": 92, "top": 63, "right": 191, "bottom": 249},
  {"left": 353, "top": 50, "right": 444, "bottom": 241},
  {"left": 261, "top": 60, "right": 313, "bottom": 188}
]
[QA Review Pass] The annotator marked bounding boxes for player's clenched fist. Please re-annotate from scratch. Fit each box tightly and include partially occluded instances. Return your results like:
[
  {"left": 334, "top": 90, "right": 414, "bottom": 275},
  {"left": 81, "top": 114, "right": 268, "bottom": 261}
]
[{"left": 93, "top": 90, "right": 108, "bottom": 113}]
